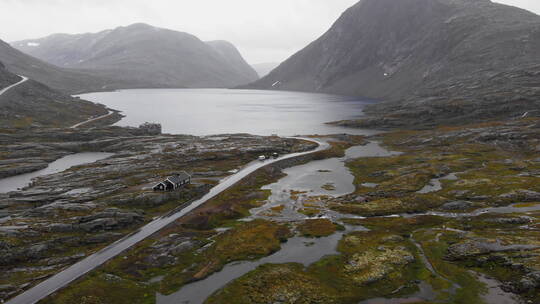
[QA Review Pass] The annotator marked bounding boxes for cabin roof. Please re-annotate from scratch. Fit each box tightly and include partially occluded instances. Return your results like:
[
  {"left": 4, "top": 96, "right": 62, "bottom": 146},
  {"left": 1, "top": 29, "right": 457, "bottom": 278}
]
[{"left": 167, "top": 171, "right": 191, "bottom": 184}]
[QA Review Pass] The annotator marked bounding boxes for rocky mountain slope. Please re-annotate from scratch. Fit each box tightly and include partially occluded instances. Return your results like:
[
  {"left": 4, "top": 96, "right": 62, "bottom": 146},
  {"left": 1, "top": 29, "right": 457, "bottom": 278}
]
[
  {"left": 245, "top": 0, "right": 540, "bottom": 126},
  {"left": 205, "top": 40, "right": 259, "bottom": 81},
  {"left": 0, "top": 40, "right": 110, "bottom": 94},
  {"left": 13, "top": 23, "right": 258, "bottom": 89},
  {"left": 0, "top": 62, "right": 109, "bottom": 128}
]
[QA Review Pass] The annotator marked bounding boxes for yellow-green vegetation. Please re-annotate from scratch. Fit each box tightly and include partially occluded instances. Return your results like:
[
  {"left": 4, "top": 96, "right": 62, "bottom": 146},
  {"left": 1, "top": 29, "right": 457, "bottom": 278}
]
[
  {"left": 42, "top": 272, "right": 155, "bottom": 304},
  {"left": 514, "top": 202, "right": 540, "bottom": 208},
  {"left": 206, "top": 230, "right": 423, "bottom": 304},
  {"left": 331, "top": 194, "right": 445, "bottom": 216},
  {"left": 181, "top": 167, "right": 284, "bottom": 230},
  {"left": 413, "top": 230, "right": 489, "bottom": 303},
  {"left": 201, "top": 219, "right": 291, "bottom": 270},
  {"left": 270, "top": 204, "right": 286, "bottom": 212},
  {"left": 42, "top": 167, "right": 291, "bottom": 303},
  {"left": 206, "top": 263, "right": 341, "bottom": 304},
  {"left": 40, "top": 120, "right": 540, "bottom": 303},
  {"left": 297, "top": 219, "right": 338, "bottom": 237},
  {"left": 44, "top": 220, "right": 291, "bottom": 304},
  {"left": 321, "top": 182, "right": 336, "bottom": 191},
  {"left": 310, "top": 135, "right": 366, "bottom": 159},
  {"left": 298, "top": 207, "right": 321, "bottom": 217}
]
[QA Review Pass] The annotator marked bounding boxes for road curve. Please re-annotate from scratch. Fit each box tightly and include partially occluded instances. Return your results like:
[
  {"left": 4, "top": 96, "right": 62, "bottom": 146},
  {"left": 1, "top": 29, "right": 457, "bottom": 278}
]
[
  {"left": 0, "top": 75, "right": 28, "bottom": 97},
  {"left": 5, "top": 137, "right": 328, "bottom": 304},
  {"left": 70, "top": 111, "right": 114, "bottom": 129}
]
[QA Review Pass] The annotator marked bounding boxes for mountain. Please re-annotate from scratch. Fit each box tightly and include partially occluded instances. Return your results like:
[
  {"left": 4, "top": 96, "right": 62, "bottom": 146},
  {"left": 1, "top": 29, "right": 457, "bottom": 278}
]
[
  {"left": 0, "top": 62, "right": 109, "bottom": 128},
  {"left": 244, "top": 0, "right": 540, "bottom": 121},
  {"left": 205, "top": 40, "right": 259, "bottom": 81},
  {"left": 0, "top": 39, "right": 110, "bottom": 94},
  {"left": 251, "top": 62, "right": 280, "bottom": 78},
  {"left": 13, "top": 23, "right": 259, "bottom": 89}
]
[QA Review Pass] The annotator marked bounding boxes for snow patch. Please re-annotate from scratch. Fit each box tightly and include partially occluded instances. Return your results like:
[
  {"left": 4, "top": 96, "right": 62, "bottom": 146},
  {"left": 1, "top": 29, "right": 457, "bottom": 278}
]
[{"left": 27, "top": 42, "right": 40, "bottom": 47}]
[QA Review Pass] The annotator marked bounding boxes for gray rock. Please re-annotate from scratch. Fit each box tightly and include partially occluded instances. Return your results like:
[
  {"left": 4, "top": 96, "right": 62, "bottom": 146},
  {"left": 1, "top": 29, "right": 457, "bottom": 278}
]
[
  {"left": 47, "top": 223, "right": 74, "bottom": 233},
  {"left": 441, "top": 201, "right": 472, "bottom": 211},
  {"left": 486, "top": 217, "right": 531, "bottom": 225},
  {"left": 83, "top": 232, "right": 123, "bottom": 244},
  {"left": 499, "top": 190, "right": 540, "bottom": 202},
  {"left": 78, "top": 218, "right": 119, "bottom": 232},
  {"left": 447, "top": 238, "right": 540, "bottom": 260}
]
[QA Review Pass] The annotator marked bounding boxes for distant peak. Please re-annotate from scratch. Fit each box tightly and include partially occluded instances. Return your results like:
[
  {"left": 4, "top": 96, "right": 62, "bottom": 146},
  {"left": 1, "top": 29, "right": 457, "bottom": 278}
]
[
  {"left": 123, "top": 23, "right": 156, "bottom": 30},
  {"left": 206, "top": 40, "right": 234, "bottom": 46}
]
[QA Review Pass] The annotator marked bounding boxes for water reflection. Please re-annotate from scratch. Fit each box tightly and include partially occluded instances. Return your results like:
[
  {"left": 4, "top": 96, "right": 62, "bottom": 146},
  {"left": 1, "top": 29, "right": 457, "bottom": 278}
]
[{"left": 79, "top": 89, "right": 379, "bottom": 136}]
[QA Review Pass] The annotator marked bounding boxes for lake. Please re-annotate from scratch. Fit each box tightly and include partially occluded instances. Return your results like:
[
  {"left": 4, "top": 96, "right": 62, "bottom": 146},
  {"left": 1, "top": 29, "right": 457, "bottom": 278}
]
[{"left": 79, "top": 89, "right": 378, "bottom": 136}]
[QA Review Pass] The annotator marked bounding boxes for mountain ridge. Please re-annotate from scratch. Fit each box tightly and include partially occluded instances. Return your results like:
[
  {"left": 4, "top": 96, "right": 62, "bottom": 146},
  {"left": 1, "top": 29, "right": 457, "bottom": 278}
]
[
  {"left": 12, "top": 23, "right": 258, "bottom": 90},
  {"left": 243, "top": 0, "right": 540, "bottom": 97}
]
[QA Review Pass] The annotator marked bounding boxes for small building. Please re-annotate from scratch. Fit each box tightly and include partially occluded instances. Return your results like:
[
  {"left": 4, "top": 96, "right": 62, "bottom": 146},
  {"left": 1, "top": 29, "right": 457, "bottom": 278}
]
[
  {"left": 139, "top": 122, "right": 162, "bottom": 135},
  {"left": 153, "top": 171, "right": 191, "bottom": 191}
]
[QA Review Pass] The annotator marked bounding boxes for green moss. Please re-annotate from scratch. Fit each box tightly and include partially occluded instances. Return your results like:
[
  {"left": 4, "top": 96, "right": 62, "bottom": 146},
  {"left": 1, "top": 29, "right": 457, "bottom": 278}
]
[
  {"left": 42, "top": 272, "right": 154, "bottom": 304},
  {"left": 413, "top": 230, "right": 487, "bottom": 304},
  {"left": 297, "top": 219, "right": 338, "bottom": 237}
]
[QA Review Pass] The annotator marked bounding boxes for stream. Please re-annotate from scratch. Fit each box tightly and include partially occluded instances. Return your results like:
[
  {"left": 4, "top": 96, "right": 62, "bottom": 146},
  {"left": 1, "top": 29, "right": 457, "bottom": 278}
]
[
  {"left": 158, "top": 141, "right": 402, "bottom": 303},
  {"left": 249, "top": 141, "right": 402, "bottom": 222},
  {"left": 0, "top": 152, "right": 114, "bottom": 193},
  {"left": 157, "top": 228, "right": 362, "bottom": 304}
]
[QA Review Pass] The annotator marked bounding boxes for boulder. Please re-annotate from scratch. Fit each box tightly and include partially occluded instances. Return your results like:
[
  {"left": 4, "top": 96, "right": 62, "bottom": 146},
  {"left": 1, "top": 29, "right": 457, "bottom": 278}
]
[
  {"left": 441, "top": 200, "right": 472, "bottom": 211},
  {"left": 499, "top": 190, "right": 540, "bottom": 202},
  {"left": 447, "top": 238, "right": 540, "bottom": 260},
  {"left": 486, "top": 217, "right": 531, "bottom": 225}
]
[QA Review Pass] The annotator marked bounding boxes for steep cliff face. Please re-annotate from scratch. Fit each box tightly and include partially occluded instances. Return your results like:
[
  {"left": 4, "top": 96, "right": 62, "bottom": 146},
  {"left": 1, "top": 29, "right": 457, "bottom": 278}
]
[
  {"left": 206, "top": 40, "right": 259, "bottom": 81},
  {"left": 245, "top": 0, "right": 540, "bottom": 101}
]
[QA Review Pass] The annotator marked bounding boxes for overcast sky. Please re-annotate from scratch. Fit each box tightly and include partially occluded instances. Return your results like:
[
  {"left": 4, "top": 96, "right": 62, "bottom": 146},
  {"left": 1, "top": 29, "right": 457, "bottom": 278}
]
[{"left": 0, "top": 0, "right": 539, "bottom": 64}]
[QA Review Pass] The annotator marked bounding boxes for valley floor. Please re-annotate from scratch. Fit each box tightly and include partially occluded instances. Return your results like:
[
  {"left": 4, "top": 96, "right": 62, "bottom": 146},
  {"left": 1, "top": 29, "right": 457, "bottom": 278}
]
[{"left": 7, "top": 117, "right": 536, "bottom": 304}]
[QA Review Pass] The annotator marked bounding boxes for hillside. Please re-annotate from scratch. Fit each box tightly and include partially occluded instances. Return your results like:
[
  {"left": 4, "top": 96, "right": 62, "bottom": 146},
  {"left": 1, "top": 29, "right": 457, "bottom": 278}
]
[
  {"left": 0, "top": 40, "right": 110, "bottom": 94},
  {"left": 13, "top": 23, "right": 258, "bottom": 89},
  {"left": 0, "top": 62, "right": 109, "bottom": 128},
  {"left": 244, "top": 0, "right": 540, "bottom": 125},
  {"left": 205, "top": 40, "right": 259, "bottom": 81}
]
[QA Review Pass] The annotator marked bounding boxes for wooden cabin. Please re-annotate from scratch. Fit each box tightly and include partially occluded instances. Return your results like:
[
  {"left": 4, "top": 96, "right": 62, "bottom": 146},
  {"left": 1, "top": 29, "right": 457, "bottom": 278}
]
[{"left": 153, "top": 171, "right": 191, "bottom": 191}]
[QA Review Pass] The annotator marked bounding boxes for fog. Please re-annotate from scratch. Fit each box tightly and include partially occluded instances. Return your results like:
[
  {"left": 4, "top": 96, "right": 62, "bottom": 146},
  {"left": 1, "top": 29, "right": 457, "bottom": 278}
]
[{"left": 0, "top": 0, "right": 538, "bottom": 63}]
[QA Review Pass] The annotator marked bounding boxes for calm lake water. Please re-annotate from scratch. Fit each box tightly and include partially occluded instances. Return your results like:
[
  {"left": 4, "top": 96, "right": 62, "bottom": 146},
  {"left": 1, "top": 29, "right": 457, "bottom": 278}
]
[{"left": 79, "top": 89, "right": 378, "bottom": 136}]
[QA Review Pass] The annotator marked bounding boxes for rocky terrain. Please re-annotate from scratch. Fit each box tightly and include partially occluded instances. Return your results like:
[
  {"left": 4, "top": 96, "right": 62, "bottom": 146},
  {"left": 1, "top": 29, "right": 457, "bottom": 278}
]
[
  {"left": 0, "top": 126, "right": 315, "bottom": 301},
  {"left": 0, "top": 61, "right": 110, "bottom": 129},
  {"left": 12, "top": 23, "right": 259, "bottom": 91},
  {"left": 0, "top": 39, "right": 111, "bottom": 94},
  {"left": 38, "top": 118, "right": 540, "bottom": 304},
  {"left": 245, "top": 0, "right": 540, "bottom": 127}
]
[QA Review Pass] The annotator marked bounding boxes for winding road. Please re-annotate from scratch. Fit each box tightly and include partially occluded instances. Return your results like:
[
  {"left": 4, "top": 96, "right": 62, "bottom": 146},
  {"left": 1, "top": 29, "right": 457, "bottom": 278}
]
[
  {"left": 70, "top": 110, "right": 114, "bottom": 128},
  {"left": 0, "top": 75, "right": 28, "bottom": 97},
  {"left": 5, "top": 138, "right": 328, "bottom": 304}
]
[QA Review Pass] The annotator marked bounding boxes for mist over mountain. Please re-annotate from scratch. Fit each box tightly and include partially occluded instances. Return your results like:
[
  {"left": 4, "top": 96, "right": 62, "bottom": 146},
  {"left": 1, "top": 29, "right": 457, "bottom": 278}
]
[
  {"left": 251, "top": 62, "right": 280, "bottom": 78},
  {"left": 13, "top": 23, "right": 258, "bottom": 90},
  {"left": 206, "top": 40, "right": 259, "bottom": 81},
  {"left": 0, "top": 39, "right": 110, "bottom": 94},
  {"left": 245, "top": 0, "right": 540, "bottom": 112}
]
